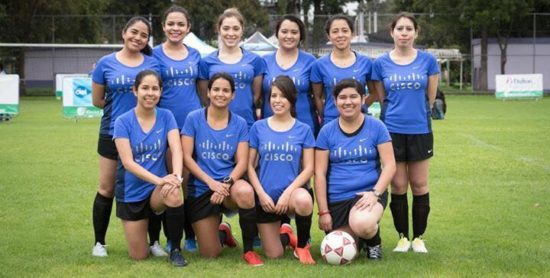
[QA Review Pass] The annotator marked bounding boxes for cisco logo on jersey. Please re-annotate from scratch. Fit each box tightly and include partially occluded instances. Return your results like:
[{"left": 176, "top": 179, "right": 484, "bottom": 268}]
[
  {"left": 134, "top": 139, "right": 163, "bottom": 163},
  {"left": 387, "top": 72, "right": 425, "bottom": 91},
  {"left": 198, "top": 139, "right": 235, "bottom": 161},
  {"left": 109, "top": 74, "right": 134, "bottom": 94},
  {"left": 233, "top": 71, "right": 250, "bottom": 89},
  {"left": 261, "top": 140, "right": 299, "bottom": 162},
  {"left": 330, "top": 141, "right": 375, "bottom": 164},
  {"left": 164, "top": 64, "right": 197, "bottom": 89}
]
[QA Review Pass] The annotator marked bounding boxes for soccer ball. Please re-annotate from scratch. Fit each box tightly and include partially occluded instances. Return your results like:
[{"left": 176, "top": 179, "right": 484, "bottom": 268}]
[{"left": 320, "top": 231, "right": 357, "bottom": 265}]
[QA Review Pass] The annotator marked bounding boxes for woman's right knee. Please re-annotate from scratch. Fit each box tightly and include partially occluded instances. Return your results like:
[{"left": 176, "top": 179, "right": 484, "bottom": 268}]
[{"left": 199, "top": 247, "right": 222, "bottom": 258}]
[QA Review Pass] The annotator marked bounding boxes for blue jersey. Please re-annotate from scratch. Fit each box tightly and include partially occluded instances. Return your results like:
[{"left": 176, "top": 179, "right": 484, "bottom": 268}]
[
  {"left": 113, "top": 108, "right": 178, "bottom": 202},
  {"left": 249, "top": 119, "right": 315, "bottom": 201},
  {"left": 310, "top": 52, "right": 372, "bottom": 126},
  {"left": 153, "top": 44, "right": 202, "bottom": 129},
  {"left": 181, "top": 108, "right": 249, "bottom": 197},
  {"left": 92, "top": 52, "right": 159, "bottom": 136},
  {"left": 262, "top": 51, "right": 319, "bottom": 134},
  {"left": 372, "top": 51, "right": 440, "bottom": 134},
  {"left": 316, "top": 115, "right": 391, "bottom": 203},
  {"left": 198, "top": 48, "right": 265, "bottom": 128}
]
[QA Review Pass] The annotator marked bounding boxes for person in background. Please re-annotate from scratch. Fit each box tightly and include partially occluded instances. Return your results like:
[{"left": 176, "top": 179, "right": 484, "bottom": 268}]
[
  {"left": 152, "top": 4, "right": 202, "bottom": 258},
  {"left": 372, "top": 12, "right": 440, "bottom": 253},
  {"left": 311, "top": 14, "right": 376, "bottom": 127},
  {"left": 91, "top": 16, "right": 159, "bottom": 258}
]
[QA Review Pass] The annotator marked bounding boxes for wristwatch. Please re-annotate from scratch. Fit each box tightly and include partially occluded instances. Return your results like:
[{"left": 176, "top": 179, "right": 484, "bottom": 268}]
[
  {"left": 372, "top": 190, "right": 382, "bottom": 198},
  {"left": 222, "top": 176, "right": 234, "bottom": 186}
]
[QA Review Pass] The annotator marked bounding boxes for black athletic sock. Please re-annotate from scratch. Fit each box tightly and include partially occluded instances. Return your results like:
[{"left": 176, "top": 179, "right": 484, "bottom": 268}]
[
  {"left": 295, "top": 214, "right": 312, "bottom": 248},
  {"left": 239, "top": 208, "right": 257, "bottom": 253},
  {"left": 365, "top": 227, "right": 381, "bottom": 246},
  {"left": 281, "top": 214, "right": 291, "bottom": 225},
  {"left": 183, "top": 212, "right": 195, "bottom": 240},
  {"left": 390, "top": 193, "right": 409, "bottom": 239},
  {"left": 92, "top": 192, "right": 113, "bottom": 245},
  {"left": 162, "top": 211, "right": 169, "bottom": 240},
  {"left": 166, "top": 205, "right": 185, "bottom": 251},
  {"left": 148, "top": 212, "right": 163, "bottom": 245},
  {"left": 280, "top": 233, "right": 290, "bottom": 247},
  {"left": 412, "top": 193, "right": 430, "bottom": 238}
]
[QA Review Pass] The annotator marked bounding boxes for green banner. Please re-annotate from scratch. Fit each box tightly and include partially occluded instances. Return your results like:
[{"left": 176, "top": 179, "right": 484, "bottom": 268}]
[{"left": 0, "top": 104, "right": 19, "bottom": 114}]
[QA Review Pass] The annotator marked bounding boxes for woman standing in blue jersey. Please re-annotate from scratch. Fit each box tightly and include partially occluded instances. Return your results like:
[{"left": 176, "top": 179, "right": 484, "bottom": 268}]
[
  {"left": 262, "top": 15, "right": 318, "bottom": 135},
  {"left": 315, "top": 79, "right": 395, "bottom": 260},
  {"left": 181, "top": 73, "right": 262, "bottom": 266},
  {"left": 112, "top": 70, "right": 185, "bottom": 264},
  {"left": 198, "top": 8, "right": 265, "bottom": 129},
  {"left": 249, "top": 76, "right": 316, "bottom": 265},
  {"left": 91, "top": 16, "right": 159, "bottom": 258},
  {"left": 311, "top": 15, "right": 376, "bottom": 127},
  {"left": 152, "top": 4, "right": 201, "bottom": 257},
  {"left": 372, "top": 13, "right": 439, "bottom": 254}
]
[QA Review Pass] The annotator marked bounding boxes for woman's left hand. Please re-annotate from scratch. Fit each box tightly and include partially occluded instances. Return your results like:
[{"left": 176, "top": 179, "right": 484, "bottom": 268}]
[
  {"left": 274, "top": 188, "right": 292, "bottom": 215},
  {"left": 354, "top": 191, "right": 378, "bottom": 211}
]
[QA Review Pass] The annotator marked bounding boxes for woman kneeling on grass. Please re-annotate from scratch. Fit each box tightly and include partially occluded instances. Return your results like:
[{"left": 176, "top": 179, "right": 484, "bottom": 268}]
[
  {"left": 113, "top": 70, "right": 187, "bottom": 266},
  {"left": 181, "top": 73, "right": 261, "bottom": 265},
  {"left": 315, "top": 79, "right": 396, "bottom": 260},
  {"left": 248, "top": 76, "right": 316, "bottom": 265}
]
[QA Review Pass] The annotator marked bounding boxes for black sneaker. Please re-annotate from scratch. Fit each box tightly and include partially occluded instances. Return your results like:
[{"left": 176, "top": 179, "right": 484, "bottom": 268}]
[
  {"left": 170, "top": 249, "right": 188, "bottom": 267},
  {"left": 366, "top": 245, "right": 383, "bottom": 260}
]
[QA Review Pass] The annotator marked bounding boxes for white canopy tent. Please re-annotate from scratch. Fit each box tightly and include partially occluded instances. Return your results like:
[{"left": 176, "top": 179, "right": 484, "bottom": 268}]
[
  {"left": 183, "top": 32, "right": 217, "bottom": 57},
  {"left": 242, "top": 31, "right": 278, "bottom": 56}
]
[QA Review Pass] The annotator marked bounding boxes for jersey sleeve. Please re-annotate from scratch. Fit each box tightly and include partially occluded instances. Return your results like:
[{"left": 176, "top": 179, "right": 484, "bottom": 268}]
[
  {"left": 164, "top": 109, "right": 178, "bottom": 132},
  {"left": 198, "top": 58, "right": 209, "bottom": 80},
  {"left": 92, "top": 56, "right": 107, "bottom": 84},
  {"left": 181, "top": 112, "right": 197, "bottom": 137},
  {"left": 310, "top": 60, "right": 322, "bottom": 84},
  {"left": 253, "top": 55, "right": 266, "bottom": 77},
  {"left": 365, "top": 59, "right": 373, "bottom": 81},
  {"left": 303, "top": 126, "right": 316, "bottom": 148},
  {"left": 371, "top": 58, "right": 383, "bottom": 81},
  {"left": 113, "top": 116, "right": 129, "bottom": 140},
  {"left": 248, "top": 123, "right": 259, "bottom": 149},
  {"left": 315, "top": 126, "right": 330, "bottom": 150},
  {"left": 373, "top": 118, "right": 391, "bottom": 145},
  {"left": 427, "top": 53, "right": 440, "bottom": 76},
  {"left": 237, "top": 118, "right": 249, "bottom": 142}
]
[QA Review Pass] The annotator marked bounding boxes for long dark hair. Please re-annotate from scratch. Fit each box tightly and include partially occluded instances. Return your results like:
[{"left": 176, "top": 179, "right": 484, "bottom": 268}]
[
  {"left": 122, "top": 16, "right": 152, "bottom": 56},
  {"left": 271, "top": 75, "right": 297, "bottom": 118}
]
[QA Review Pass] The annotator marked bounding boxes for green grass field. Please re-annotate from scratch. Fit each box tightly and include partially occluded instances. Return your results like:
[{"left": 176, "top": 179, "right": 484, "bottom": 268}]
[{"left": 1, "top": 96, "right": 549, "bottom": 277}]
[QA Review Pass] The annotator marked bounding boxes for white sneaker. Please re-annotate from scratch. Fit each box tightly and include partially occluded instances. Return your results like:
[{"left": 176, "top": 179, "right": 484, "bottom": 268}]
[
  {"left": 411, "top": 237, "right": 428, "bottom": 253},
  {"left": 92, "top": 242, "right": 108, "bottom": 257},
  {"left": 150, "top": 241, "right": 169, "bottom": 257},
  {"left": 392, "top": 236, "right": 411, "bottom": 252}
]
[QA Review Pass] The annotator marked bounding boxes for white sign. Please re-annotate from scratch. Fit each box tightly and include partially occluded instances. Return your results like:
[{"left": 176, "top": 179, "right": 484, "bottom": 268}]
[
  {"left": 0, "top": 74, "right": 19, "bottom": 114},
  {"left": 62, "top": 76, "right": 102, "bottom": 118},
  {"left": 55, "top": 73, "right": 88, "bottom": 99},
  {"left": 495, "top": 74, "right": 543, "bottom": 99}
]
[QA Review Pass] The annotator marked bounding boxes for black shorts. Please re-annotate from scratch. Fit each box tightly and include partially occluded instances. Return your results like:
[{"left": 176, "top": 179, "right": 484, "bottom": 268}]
[
  {"left": 256, "top": 186, "right": 315, "bottom": 224},
  {"left": 97, "top": 134, "right": 118, "bottom": 160},
  {"left": 116, "top": 198, "right": 152, "bottom": 221},
  {"left": 390, "top": 132, "right": 433, "bottom": 162},
  {"left": 329, "top": 191, "right": 388, "bottom": 230},
  {"left": 185, "top": 190, "right": 235, "bottom": 223}
]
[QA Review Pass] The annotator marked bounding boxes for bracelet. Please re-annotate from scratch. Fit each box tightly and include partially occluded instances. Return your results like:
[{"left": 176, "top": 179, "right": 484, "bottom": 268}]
[{"left": 318, "top": 210, "right": 330, "bottom": 216}]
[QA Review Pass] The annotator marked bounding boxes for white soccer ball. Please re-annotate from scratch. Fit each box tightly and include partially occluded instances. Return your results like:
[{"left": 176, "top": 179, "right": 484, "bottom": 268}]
[{"left": 320, "top": 231, "right": 357, "bottom": 265}]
